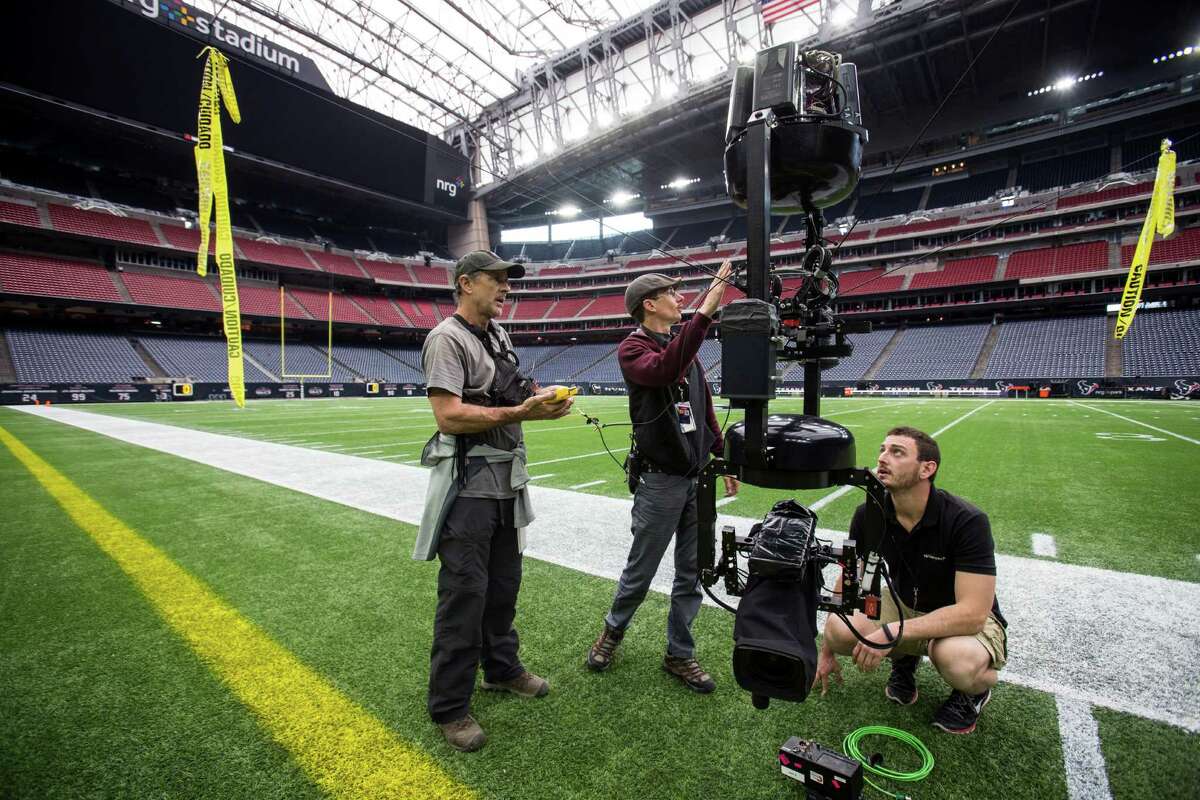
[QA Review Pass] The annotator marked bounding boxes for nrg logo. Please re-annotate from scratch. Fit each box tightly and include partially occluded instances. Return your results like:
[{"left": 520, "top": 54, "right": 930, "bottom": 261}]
[{"left": 435, "top": 177, "right": 465, "bottom": 198}]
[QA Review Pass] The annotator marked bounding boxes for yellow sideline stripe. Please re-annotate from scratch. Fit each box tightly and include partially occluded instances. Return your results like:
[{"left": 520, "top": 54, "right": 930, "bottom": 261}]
[{"left": 0, "top": 425, "right": 473, "bottom": 800}]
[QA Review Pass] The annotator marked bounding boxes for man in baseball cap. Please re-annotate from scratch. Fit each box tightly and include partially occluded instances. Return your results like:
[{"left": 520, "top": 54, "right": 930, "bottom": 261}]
[
  {"left": 453, "top": 250, "right": 526, "bottom": 284},
  {"left": 586, "top": 260, "right": 739, "bottom": 692}
]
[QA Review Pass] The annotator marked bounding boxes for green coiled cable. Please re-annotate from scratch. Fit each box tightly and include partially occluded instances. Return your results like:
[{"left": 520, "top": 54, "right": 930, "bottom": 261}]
[{"left": 842, "top": 725, "right": 934, "bottom": 799}]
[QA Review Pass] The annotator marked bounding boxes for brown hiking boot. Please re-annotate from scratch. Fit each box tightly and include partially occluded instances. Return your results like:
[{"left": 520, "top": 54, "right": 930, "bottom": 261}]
[
  {"left": 663, "top": 655, "right": 716, "bottom": 693},
  {"left": 481, "top": 671, "right": 549, "bottom": 698},
  {"left": 587, "top": 623, "right": 624, "bottom": 671},
  {"left": 438, "top": 714, "right": 486, "bottom": 752}
]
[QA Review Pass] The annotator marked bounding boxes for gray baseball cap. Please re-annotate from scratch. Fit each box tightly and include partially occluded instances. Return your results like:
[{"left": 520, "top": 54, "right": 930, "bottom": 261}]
[
  {"left": 624, "top": 272, "right": 682, "bottom": 317},
  {"left": 452, "top": 250, "right": 525, "bottom": 285}
]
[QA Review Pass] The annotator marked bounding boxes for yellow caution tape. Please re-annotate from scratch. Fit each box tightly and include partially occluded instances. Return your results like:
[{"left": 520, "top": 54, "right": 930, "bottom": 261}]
[
  {"left": 194, "top": 47, "right": 246, "bottom": 407},
  {"left": 1114, "top": 139, "right": 1176, "bottom": 339}
]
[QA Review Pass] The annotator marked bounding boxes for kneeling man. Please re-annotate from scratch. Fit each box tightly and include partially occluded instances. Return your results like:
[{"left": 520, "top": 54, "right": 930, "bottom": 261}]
[{"left": 814, "top": 426, "right": 1007, "bottom": 735}]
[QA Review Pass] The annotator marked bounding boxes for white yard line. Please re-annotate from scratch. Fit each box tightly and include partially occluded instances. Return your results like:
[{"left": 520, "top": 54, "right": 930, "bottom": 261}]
[
  {"left": 1069, "top": 401, "right": 1200, "bottom": 445},
  {"left": 809, "top": 400, "right": 999, "bottom": 511},
  {"left": 1056, "top": 697, "right": 1114, "bottom": 800},
  {"left": 1032, "top": 533, "right": 1058, "bottom": 558},
  {"left": 715, "top": 496, "right": 738, "bottom": 508},
  {"left": 527, "top": 448, "right": 629, "bottom": 467},
  {"left": 14, "top": 405, "right": 1200, "bottom": 736},
  {"left": 931, "top": 398, "right": 998, "bottom": 436},
  {"left": 528, "top": 473, "right": 556, "bottom": 481},
  {"left": 569, "top": 479, "right": 606, "bottom": 489}
]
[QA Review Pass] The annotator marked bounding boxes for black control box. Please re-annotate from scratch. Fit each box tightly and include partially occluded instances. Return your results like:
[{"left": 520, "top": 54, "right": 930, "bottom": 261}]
[{"left": 778, "top": 737, "right": 863, "bottom": 799}]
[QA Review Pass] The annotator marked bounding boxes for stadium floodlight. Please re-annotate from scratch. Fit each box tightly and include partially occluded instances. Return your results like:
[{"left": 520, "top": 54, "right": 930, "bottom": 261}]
[
  {"left": 661, "top": 176, "right": 700, "bottom": 190},
  {"left": 554, "top": 205, "right": 580, "bottom": 217},
  {"left": 1054, "top": 77, "right": 1075, "bottom": 91},
  {"left": 606, "top": 191, "right": 639, "bottom": 206}
]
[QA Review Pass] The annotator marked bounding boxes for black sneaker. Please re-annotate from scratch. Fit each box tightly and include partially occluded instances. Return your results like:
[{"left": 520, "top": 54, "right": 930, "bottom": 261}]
[
  {"left": 885, "top": 655, "right": 920, "bottom": 706},
  {"left": 932, "top": 688, "right": 992, "bottom": 735}
]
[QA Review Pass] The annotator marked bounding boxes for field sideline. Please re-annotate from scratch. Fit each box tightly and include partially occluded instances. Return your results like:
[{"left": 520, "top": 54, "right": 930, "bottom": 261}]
[{"left": 1, "top": 397, "right": 1197, "bottom": 799}]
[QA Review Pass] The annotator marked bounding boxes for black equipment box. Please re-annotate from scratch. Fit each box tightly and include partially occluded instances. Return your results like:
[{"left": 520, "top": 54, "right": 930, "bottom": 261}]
[{"left": 779, "top": 737, "right": 863, "bottom": 799}]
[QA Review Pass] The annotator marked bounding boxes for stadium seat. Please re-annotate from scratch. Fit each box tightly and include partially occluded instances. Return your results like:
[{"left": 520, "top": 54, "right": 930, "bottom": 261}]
[
  {"left": 0, "top": 252, "right": 123, "bottom": 303},
  {"left": 1121, "top": 308, "right": 1200, "bottom": 376},
  {"left": 6, "top": 328, "right": 150, "bottom": 382},
  {"left": 47, "top": 204, "right": 159, "bottom": 246},
  {"left": 983, "top": 316, "right": 1107, "bottom": 378},
  {"left": 908, "top": 256, "right": 999, "bottom": 290},
  {"left": 874, "top": 323, "right": 989, "bottom": 379},
  {"left": 121, "top": 270, "right": 221, "bottom": 312}
]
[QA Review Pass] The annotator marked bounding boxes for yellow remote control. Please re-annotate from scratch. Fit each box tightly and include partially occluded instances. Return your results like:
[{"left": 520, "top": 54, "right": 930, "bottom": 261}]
[{"left": 550, "top": 385, "right": 579, "bottom": 402}]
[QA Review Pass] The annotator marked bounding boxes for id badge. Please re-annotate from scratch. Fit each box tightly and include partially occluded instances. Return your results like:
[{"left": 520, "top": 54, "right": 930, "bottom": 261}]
[{"left": 675, "top": 400, "right": 697, "bottom": 433}]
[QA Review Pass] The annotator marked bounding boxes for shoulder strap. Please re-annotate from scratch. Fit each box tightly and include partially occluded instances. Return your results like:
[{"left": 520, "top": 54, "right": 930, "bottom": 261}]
[{"left": 453, "top": 313, "right": 497, "bottom": 357}]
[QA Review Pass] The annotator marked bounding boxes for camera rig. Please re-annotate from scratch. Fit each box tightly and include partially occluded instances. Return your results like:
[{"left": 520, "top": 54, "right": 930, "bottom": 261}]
[{"left": 696, "top": 43, "right": 895, "bottom": 706}]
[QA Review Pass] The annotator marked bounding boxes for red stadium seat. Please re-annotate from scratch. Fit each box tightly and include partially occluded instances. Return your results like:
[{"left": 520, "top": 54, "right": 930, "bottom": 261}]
[
  {"left": 0, "top": 200, "right": 43, "bottom": 228},
  {"left": 289, "top": 288, "right": 376, "bottom": 325},
  {"left": 234, "top": 237, "right": 319, "bottom": 271},
  {"left": 121, "top": 270, "right": 220, "bottom": 312},
  {"left": 908, "top": 255, "right": 999, "bottom": 290},
  {"left": 48, "top": 204, "right": 159, "bottom": 246},
  {"left": 310, "top": 251, "right": 367, "bottom": 277},
  {"left": 0, "top": 252, "right": 123, "bottom": 302}
]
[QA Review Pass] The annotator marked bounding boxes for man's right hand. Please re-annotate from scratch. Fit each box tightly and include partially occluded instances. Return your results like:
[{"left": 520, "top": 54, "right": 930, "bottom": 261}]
[
  {"left": 697, "top": 259, "right": 734, "bottom": 318},
  {"left": 519, "top": 388, "right": 574, "bottom": 421},
  {"left": 812, "top": 643, "right": 843, "bottom": 697}
]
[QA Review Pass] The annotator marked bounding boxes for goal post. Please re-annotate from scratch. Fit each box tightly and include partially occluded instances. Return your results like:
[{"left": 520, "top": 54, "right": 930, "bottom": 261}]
[{"left": 280, "top": 286, "right": 332, "bottom": 397}]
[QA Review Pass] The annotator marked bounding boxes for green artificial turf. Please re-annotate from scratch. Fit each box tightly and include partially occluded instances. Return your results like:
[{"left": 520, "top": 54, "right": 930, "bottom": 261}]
[
  {"left": 1095, "top": 708, "right": 1200, "bottom": 800},
  {"left": 0, "top": 407, "right": 1085, "bottom": 800},
  {"left": 81, "top": 395, "right": 1200, "bottom": 581}
]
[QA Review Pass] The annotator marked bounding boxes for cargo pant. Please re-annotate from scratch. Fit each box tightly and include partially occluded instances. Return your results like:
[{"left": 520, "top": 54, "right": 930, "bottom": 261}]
[{"left": 605, "top": 471, "right": 703, "bottom": 658}]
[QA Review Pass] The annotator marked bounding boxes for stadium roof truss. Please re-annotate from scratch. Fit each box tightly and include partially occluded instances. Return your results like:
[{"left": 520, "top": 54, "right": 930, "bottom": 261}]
[{"left": 181, "top": 0, "right": 888, "bottom": 190}]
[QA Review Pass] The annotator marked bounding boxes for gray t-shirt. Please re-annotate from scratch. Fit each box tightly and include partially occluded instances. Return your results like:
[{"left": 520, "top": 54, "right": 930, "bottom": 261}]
[{"left": 421, "top": 315, "right": 523, "bottom": 499}]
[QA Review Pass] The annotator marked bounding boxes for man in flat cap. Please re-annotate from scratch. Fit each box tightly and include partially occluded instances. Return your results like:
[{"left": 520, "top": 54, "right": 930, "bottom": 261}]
[
  {"left": 417, "top": 250, "right": 573, "bottom": 752},
  {"left": 585, "top": 260, "right": 738, "bottom": 692}
]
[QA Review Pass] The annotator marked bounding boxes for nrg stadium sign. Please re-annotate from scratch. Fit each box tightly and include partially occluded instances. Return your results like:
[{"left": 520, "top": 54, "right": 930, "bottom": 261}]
[{"left": 114, "top": 0, "right": 330, "bottom": 92}]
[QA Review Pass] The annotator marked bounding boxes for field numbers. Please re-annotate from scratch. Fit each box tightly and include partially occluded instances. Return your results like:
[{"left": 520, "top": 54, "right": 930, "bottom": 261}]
[{"left": 1094, "top": 432, "right": 1165, "bottom": 442}]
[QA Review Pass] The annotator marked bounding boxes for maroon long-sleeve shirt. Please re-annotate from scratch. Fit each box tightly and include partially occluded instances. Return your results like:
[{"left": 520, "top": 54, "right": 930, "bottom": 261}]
[{"left": 617, "top": 311, "right": 723, "bottom": 458}]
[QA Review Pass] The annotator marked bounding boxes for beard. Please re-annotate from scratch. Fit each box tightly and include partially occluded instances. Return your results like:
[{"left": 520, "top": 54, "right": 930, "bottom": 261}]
[{"left": 884, "top": 466, "right": 922, "bottom": 491}]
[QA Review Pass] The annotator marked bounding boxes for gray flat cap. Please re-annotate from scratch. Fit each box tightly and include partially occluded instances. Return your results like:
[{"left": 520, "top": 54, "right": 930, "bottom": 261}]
[{"left": 624, "top": 273, "right": 682, "bottom": 317}]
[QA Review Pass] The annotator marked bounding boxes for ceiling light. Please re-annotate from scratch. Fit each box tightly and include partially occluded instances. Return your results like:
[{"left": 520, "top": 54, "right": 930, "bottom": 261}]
[
  {"left": 1187, "top": 47, "right": 1195, "bottom": 55},
  {"left": 661, "top": 177, "right": 700, "bottom": 190},
  {"left": 607, "top": 191, "right": 639, "bottom": 206}
]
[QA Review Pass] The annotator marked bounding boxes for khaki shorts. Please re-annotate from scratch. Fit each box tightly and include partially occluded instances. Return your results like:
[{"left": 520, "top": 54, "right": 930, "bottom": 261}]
[{"left": 878, "top": 590, "right": 1008, "bottom": 671}]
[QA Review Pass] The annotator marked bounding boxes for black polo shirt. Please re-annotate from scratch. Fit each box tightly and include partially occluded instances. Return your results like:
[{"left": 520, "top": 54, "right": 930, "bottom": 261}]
[{"left": 849, "top": 484, "right": 1005, "bottom": 626}]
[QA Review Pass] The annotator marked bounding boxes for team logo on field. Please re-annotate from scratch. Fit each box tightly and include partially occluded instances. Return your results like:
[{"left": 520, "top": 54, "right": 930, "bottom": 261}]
[
  {"left": 1076, "top": 380, "right": 1100, "bottom": 396},
  {"left": 925, "top": 382, "right": 944, "bottom": 390},
  {"left": 994, "top": 381, "right": 1013, "bottom": 392}
]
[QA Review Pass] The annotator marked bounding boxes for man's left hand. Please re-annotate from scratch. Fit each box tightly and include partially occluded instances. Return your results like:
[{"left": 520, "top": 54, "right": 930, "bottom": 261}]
[
  {"left": 722, "top": 475, "right": 740, "bottom": 497},
  {"left": 851, "top": 623, "right": 897, "bottom": 672}
]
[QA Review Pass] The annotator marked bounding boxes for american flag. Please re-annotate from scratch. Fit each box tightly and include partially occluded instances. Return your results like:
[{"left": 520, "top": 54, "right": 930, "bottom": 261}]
[{"left": 762, "top": 0, "right": 822, "bottom": 26}]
